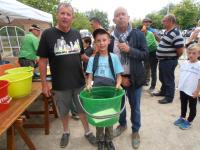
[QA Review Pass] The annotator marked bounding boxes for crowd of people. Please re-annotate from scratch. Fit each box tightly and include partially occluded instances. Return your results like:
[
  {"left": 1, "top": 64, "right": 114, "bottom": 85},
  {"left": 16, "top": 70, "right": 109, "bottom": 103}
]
[{"left": 18, "top": 2, "right": 200, "bottom": 150}]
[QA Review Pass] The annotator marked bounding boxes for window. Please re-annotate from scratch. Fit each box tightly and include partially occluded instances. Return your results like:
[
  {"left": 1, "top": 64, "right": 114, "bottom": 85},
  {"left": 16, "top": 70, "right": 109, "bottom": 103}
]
[{"left": 0, "top": 26, "right": 25, "bottom": 58}]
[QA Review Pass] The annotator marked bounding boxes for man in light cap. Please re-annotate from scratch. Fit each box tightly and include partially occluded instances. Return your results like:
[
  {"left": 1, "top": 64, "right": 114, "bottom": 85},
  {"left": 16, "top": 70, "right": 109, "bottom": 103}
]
[
  {"left": 109, "top": 7, "right": 148, "bottom": 149},
  {"left": 18, "top": 24, "right": 41, "bottom": 67},
  {"left": 142, "top": 18, "right": 160, "bottom": 42}
]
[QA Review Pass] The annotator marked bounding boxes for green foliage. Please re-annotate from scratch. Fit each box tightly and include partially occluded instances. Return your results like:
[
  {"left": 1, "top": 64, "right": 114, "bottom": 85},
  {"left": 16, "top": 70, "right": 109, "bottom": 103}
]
[
  {"left": 72, "top": 12, "right": 91, "bottom": 31},
  {"left": 18, "top": 0, "right": 60, "bottom": 24},
  {"left": 144, "top": 0, "right": 200, "bottom": 29},
  {"left": 85, "top": 9, "right": 109, "bottom": 30},
  {"left": 132, "top": 19, "right": 142, "bottom": 29},
  {"left": 145, "top": 12, "right": 164, "bottom": 29},
  {"left": 173, "top": 0, "right": 200, "bottom": 29}
]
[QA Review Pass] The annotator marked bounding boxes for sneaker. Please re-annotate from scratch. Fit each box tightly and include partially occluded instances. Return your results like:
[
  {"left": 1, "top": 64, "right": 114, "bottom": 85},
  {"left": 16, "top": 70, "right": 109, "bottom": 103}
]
[
  {"left": 98, "top": 141, "right": 105, "bottom": 150},
  {"left": 113, "top": 125, "right": 127, "bottom": 138},
  {"left": 174, "top": 117, "right": 185, "bottom": 126},
  {"left": 179, "top": 120, "right": 191, "bottom": 130},
  {"left": 105, "top": 141, "right": 115, "bottom": 150},
  {"left": 132, "top": 132, "right": 140, "bottom": 149},
  {"left": 85, "top": 132, "right": 96, "bottom": 145},
  {"left": 60, "top": 133, "right": 70, "bottom": 148}
]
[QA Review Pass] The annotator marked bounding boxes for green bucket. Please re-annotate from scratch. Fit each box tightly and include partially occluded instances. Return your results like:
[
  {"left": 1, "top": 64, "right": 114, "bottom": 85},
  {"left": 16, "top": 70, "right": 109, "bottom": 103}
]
[{"left": 79, "top": 86, "right": 125, "bottom": 127}]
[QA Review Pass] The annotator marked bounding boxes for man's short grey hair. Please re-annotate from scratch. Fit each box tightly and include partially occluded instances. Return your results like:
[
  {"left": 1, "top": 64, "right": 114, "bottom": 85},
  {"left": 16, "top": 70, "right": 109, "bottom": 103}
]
[
  {"left": 57, "top": 2, "right": 74, "bottom": 15},
  {"left": 114, "top": 7, "right": 129, "bottom": 17},
  {"left": 165, "top": 14, "right": 176, "bottom": 24}
]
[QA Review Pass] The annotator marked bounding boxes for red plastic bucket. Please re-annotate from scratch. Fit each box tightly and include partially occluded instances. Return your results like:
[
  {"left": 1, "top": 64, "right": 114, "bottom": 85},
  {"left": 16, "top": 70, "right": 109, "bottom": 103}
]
[
  {"left": 0, "top": 80, "right": 10, "bottom": 112},
  {"left": 0, "top": 80, "right": 9, "bottom": 98},
  {"left": 0, "top": 96, "right": 11, "bottom": 112}
]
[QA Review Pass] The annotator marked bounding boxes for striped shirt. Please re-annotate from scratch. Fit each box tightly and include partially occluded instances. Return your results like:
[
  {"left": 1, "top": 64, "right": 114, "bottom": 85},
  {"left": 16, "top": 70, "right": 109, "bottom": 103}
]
[{"left": 156, "top": 27, "right": 184, "bottom": 60}]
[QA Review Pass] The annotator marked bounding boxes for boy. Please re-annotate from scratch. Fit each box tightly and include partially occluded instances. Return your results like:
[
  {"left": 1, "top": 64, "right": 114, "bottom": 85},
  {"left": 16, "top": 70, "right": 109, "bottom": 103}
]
[
  {"left": 86, "top": 28, "right": 123, "bottom": 150},
  {"left": 174, "top": 43, "right": 200, "bottom": 129}
]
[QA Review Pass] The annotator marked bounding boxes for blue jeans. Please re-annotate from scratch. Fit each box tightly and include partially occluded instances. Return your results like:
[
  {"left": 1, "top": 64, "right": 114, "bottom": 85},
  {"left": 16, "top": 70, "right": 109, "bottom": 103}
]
[{"left": 119, "top": 86, "right": 142, "bottom": 132}]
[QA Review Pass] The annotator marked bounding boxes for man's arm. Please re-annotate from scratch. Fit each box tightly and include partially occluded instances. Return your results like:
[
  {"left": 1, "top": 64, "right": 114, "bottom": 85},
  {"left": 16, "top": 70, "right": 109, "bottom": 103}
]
[
  {"left": 115, "top": 74, "right": 122, "bottom": 89},
  {"left": 176, "top": 47, "right": 185, "bottom": 58},
  {"left": 38, "top": 57, "right": 51, "bottom": 97}
]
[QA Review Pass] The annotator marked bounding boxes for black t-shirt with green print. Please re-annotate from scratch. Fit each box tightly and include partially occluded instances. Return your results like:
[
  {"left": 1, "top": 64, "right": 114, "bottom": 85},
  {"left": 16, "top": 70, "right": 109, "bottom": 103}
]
[{"left": 37, "top": 27, "right": 85, "bottom": 90}]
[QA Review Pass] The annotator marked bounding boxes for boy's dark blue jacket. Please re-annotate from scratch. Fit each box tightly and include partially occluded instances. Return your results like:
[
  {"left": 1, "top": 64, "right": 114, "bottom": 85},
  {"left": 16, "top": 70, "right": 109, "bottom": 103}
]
[{"left": 108, "top": 29, "right": 148, "bottom": 88}]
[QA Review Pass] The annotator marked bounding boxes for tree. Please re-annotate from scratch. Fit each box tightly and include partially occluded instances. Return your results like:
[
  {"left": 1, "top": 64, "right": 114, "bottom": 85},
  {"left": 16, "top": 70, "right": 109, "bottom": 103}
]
[
  {"left": 85, "top": 9, "right": 109, "bottom": 29},
  {"left": 18, "top": 0, "right": 60, "bottom": 24},
  {"left": 144, "top": 3, "right": 175, "bottom": 29},
  {"left": 132, "top": 19, "right": 142, "bottom": 28},
  {"left": 72, "top": 12, "right": 91, "bottom": 31},
  {"left": 145, "top": 12, "right": 164, "bottom": 29},
  {"left": 173, "top": 0, "right": 200, "bottom": 29}
]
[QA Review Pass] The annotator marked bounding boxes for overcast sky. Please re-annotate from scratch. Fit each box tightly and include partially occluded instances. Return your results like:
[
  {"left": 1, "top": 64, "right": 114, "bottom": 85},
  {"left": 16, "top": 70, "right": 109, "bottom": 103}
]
[{"left": 70, "top": 0, "right": 185, "bottom": 24}]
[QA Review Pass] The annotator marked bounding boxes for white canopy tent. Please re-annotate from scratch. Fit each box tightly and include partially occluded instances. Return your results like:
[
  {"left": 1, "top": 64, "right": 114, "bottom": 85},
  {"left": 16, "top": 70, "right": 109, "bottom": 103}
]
[
  {"left": 0, "top": 0, "right": 53, "bottom": 60},
  {"left": 0, "top": 0, "right": 53, "bottom": 24}
]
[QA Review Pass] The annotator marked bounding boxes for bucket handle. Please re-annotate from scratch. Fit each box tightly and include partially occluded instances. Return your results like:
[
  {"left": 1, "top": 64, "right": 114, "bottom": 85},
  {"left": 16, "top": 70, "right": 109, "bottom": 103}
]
[{"left": 78, "top": 92, "right": 127, "bottom": 119}]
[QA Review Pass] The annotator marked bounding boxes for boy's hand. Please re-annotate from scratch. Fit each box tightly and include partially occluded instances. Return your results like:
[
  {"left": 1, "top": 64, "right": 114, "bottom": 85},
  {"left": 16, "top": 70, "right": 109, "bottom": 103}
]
[
  {"left": 192, "top": 90, "right": 199, "bottom": 98},
  {"left": 115, "top": 84, "right": 122, "bottom": 90},
  {"left": 85, "top": 84, "right": 92, "bottom": 91}
]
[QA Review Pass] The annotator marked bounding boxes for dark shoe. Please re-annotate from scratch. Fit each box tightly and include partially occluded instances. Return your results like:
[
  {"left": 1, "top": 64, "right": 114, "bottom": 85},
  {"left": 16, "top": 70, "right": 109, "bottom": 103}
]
[
  {"left": 85, "top": 132, "right": 96, "bottom": 145},
  {"left": 105, "top": 141, "right": 115, "bottom": 150},
  {"left": 60, "top": 133, "right": 70, "bottom": 148},
  {"left": 153, "top": 92, "right": 165, "bottom": 96},
  {"left": 158, "top": 98, "right": 172, "bottom": 104},
  {"left": 113, "top": 125, "right": 127, "bottom": 138},
  {"left": 132, "top": 132, "right": 140, "bottom": 149},
  {"left": 98, "top": 141, "right": 105, "bottom": 150}
]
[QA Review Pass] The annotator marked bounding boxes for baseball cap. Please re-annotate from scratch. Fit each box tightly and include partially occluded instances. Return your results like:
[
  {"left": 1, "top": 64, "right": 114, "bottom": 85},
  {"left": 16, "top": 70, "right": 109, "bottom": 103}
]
[
  {"left": 142, "top": 18, "right": 152, "bottom": 23},
  {"left": 29, "top": 24, "right": 41, "bottom": 31},
  {"left": 92, "top": 28, "right": 110, "bottom": 39}
]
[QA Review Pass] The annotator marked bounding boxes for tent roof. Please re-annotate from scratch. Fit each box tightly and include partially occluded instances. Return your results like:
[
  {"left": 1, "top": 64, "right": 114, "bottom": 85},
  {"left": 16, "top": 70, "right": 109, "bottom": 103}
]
[{"left": 0, "top": 0, "right": 53, "bottom": 24}]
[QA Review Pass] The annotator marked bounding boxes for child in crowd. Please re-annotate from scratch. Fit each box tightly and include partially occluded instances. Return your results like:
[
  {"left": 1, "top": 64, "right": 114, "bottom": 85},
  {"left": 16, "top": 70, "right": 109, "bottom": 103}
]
[
  {"left": 86, "top": 28, "right": 123, "bottom": 150},
  {"left": 82, "top": 36, "right": 94, "bottom": 72},
  {"left": 174, "top": 43, "right": 200, "bottom": 129}
]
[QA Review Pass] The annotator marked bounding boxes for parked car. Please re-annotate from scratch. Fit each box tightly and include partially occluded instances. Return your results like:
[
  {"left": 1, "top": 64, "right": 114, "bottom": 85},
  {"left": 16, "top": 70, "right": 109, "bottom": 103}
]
[
  {"left": 80, "top": 29, "right": 92, "bottom": 38},
  {"left": 184, "top": 27, "right": 195, "bottom": 37}
]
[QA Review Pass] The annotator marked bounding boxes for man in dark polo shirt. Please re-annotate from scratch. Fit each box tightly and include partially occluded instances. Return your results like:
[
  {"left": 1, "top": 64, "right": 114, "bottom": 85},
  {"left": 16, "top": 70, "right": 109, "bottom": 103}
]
[{"left": 154, "top": 14, "right": 184, "bottom": 104}]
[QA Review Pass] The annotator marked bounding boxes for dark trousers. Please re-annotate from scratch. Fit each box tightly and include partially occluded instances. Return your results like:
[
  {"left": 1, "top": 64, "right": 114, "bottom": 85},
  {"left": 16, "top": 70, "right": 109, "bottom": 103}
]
[
  {"left": 180, "top": 91, "right": 197, "bottom": 122},
  {"left": 149, "top": 53, "right": 158, "bottom": 88},
  {"left": 18, "top": 58, "right": 35, "bottom": 67},
  {"left": 144, "top": 59, "right": 150, "bottom": 84},
  {"left": 96, "top": 126, "right": 113, "bottom": 142},
  {"left": 159, "top": 59, "right": 178, "bottom": 101}
]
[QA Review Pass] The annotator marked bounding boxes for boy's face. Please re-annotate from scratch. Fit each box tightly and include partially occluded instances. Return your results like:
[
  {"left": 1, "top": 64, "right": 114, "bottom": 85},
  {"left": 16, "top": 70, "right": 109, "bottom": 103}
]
[
  {"left": 94, "top": 34, "right": 110, "bottom": 52},
  {"left": 187, "top": 49, "right": 200, "bottom": 62}
]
